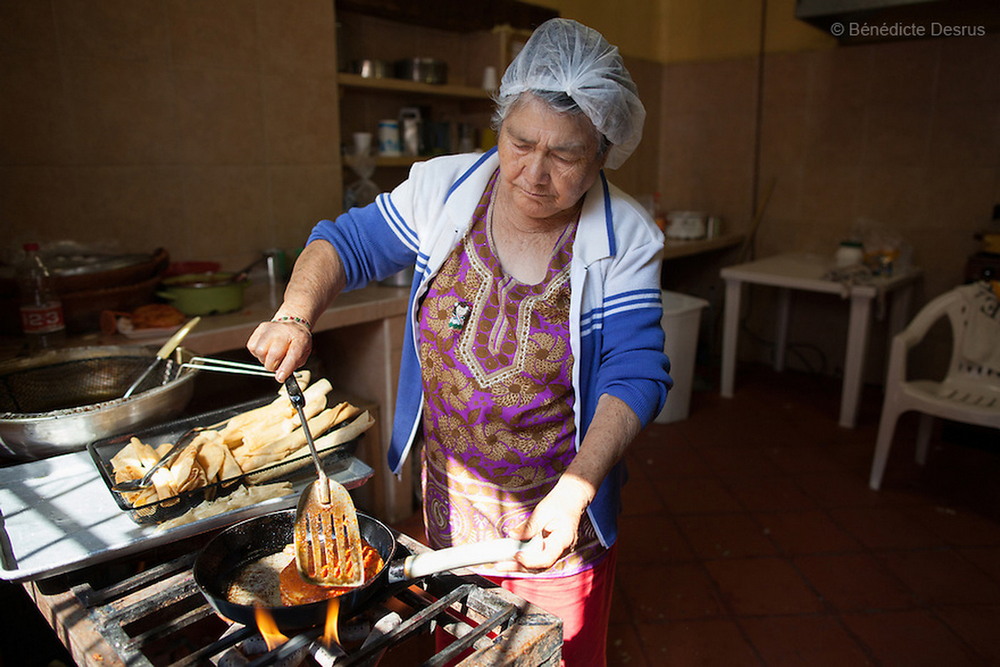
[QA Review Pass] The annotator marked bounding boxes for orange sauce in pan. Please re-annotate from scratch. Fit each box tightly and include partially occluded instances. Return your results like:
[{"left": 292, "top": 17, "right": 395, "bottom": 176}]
[{"left": 278, "top": 542, "right": 384, "bottom": 605}]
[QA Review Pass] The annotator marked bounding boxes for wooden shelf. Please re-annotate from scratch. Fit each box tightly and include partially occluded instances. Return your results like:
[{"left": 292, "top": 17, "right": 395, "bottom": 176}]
[
  {"left": 338, "top": 73, "right": 494, "bottom": 100},
  {"left": 661, "top": 233, "right": 745, "bottom": 261}
]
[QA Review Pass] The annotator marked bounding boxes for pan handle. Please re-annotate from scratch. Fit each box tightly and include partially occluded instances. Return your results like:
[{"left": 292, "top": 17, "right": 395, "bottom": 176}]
[{"left": 387, "top": 537, "right": 536, "bottom": 583}]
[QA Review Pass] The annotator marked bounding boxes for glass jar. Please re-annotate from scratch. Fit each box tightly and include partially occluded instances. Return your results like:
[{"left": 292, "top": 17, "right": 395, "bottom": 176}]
[{"left": 835, "top": 240, "right": 864, "bottom": 268}]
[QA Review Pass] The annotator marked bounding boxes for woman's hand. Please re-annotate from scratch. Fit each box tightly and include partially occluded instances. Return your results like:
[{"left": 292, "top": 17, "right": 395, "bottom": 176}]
[
  {"left": 246, "top": 320, "right": 312, "bottom": 382},
  {"left": 498, "top": 475, "right": 595, "bottom": 573},
  {"left": 500, "top": 394, "right": 642, "bottom": 573},
  {"left": 245, "top": 241, "right": 347, "bottom": 382}
]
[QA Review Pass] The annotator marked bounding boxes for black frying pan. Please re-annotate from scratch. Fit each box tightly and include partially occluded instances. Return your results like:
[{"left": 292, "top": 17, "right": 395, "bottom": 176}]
[
  {"left": 194, "top": 509, "right": 396, "bottom": 631},
  {"left": 193, "top": 508, "right": 531, "bottom": 631}
]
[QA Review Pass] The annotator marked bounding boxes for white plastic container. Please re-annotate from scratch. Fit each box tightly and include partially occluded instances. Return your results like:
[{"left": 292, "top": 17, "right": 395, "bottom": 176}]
[{"left": 655, "top": 291, "right": 709, "bottom": 424}]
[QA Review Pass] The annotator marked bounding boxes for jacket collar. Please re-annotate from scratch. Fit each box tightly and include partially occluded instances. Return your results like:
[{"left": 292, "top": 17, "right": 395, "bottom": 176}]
[{"left": 441, "top": 148, "right": 615, "bottom": 265}]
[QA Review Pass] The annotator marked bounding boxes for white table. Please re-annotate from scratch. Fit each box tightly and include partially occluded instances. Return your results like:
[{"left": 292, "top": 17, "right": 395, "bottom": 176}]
[{"left": 720, "top": 253, "right": 922, "bottom": 427}]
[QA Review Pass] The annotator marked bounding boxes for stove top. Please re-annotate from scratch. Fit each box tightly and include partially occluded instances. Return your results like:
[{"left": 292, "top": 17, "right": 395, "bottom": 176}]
[{"left": 25, "top": 526, "right": 562, "bottom": 667}]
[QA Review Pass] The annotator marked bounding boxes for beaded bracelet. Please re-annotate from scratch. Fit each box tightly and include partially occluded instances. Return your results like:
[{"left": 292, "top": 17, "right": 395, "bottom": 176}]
[{"left": 271, "top": 314, "right": 312, "bottom": 331}]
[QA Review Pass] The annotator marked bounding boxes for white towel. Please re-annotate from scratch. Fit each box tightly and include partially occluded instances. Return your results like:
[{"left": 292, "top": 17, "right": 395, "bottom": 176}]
[{"left": 960, "top": 282, "right": 1000, "bottom": 372}]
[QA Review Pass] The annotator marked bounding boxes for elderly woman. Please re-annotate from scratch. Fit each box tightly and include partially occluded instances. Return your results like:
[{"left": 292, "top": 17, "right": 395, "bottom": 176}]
[{"left": 248, "top": 18, "right": 671, "bottom": 666}]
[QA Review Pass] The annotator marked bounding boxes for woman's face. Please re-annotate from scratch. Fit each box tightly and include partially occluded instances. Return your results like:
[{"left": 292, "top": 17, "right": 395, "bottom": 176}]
[{"left": 496, "top": 95, "right": 605, "bottom": 225}]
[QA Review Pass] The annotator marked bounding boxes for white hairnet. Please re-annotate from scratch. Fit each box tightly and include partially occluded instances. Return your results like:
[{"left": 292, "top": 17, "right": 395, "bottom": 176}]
[{"left": 497, "top": 18, "right": 645, "bottom": 169}]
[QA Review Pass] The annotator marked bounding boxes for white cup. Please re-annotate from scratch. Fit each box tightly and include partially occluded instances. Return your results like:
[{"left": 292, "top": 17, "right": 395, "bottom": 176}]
[
  {"left": 353, "top": 132, "right": 372, "bottom": 156},
  {"left": 482, "top": 66, "right": 498, "bottom": 91}
]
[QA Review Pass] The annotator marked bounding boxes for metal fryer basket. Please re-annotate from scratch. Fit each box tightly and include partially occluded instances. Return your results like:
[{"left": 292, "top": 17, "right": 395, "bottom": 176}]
[
  {"left": 0, "top": 355, "right": 181, "bottom": 416},
  {"left": 0, "top": 346, "right": 197, "bottom": 461}
]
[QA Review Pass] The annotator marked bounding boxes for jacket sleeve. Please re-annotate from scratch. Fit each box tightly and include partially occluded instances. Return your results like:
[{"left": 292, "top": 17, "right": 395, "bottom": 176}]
[
  {"left": 594, "top": 237, "right": 672, "bottom": 426},
  {"left": 307, "top": 187, "right": 421, "bottom": 291}
]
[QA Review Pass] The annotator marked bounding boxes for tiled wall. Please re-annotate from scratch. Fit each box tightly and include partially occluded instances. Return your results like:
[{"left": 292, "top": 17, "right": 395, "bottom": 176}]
[
  {"left": 657, "top": 34, "right": 1000, "bottom": 375},
  {"left": 2, "top": 2, "right": 997, "bottom": 376},
  {"left": 0, "top": 0, "right": 342, "bottom": 270}
]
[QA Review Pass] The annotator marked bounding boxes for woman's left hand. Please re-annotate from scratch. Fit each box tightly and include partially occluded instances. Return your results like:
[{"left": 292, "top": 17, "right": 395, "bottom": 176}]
[
  {"left": 499, "top": 475, "right": 595, "bottom": 572},
  {"left": 498, "top": 395, "right": 642, "bottom": 573}
]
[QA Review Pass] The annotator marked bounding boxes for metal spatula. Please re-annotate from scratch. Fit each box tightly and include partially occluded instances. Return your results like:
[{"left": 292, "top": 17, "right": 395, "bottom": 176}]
[{"left": 284, "top": 376, "right": 365, "bottom": 588}]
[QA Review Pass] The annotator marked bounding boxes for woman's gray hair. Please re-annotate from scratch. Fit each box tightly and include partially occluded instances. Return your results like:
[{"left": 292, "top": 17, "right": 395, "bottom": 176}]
[
  {"left": 491, "top": 90, "right": 612, "bottom": 162},
  {"left": 493, "top": 18, "right": 645, "bottom": 169}
]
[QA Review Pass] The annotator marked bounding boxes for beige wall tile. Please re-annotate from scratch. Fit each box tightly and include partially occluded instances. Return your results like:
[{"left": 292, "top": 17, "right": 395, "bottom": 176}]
[
  {"left": 612, "top": 56, "right": 663, "bottom": 199},
  {"left": 0, "top": 56, "right": 76, "bottom": 164},
  {"left": 166, "top": 0, "right": 260, "bottom": 72},
  {"left": 936, "top": 35, "right": 1000, "bottom": 103},
  {"left": 172, "top": 67, "right": 265, "bottom": 165},
  {"left": 257, "top": 0, "right": 337, "bottom": 76},
  {"left": 864, "top": 40, "right": 941, "bottom": 105},
  {"left": 180, "top": 166, "right": 269, "bottom": 265},
  {"left": 917, "top": 165, "right": 997, "bottom": 233},
  {"left": 752, "top": 167, "right": 801, "bottom": 225},
  {"left": 805, "top": 47, "right": 872, "bottom": 108},
  {"left": 63, "top": 57, "right": 180, "bottom": 165},
  {"left": 797, "top": 161, "right": 860, "bottom": 228},
  {"left": 928, "top": 103, "right": 1000, "bottom": 168},
  {"left": 71, "top": 166, "right": 185, "bottom": 253},
  {"left": 260, "top": 73, "right": 338, "bottom": 164},
  {"left": 53, "top": 0, "right": 170, "bottom": 62},
  {"left": 268, "top": 165, "right": 341, "bottom": 251},
  {"left": 0, "top": 167, "right": 81, "bottom": 250},
  {"left": 906, "top": 226, "right": 984, "bottom": 298},
  {"left": 802, "top": 103, "right": 866, "bottom": 168},
  {"left": 664, "top": 59, "right": 759, "bottom": 114},
  {"left": 854, "top": 164, "right": 928, "bottom": 228},
  {"left": 862, "top": 103, "right": 933, "bottom": 166},
  {"left": 759, "top": 103, "right": 809, "bottom": 170},
  {"left": 0, "top": 2, "right": 58, "bottom": 56}
]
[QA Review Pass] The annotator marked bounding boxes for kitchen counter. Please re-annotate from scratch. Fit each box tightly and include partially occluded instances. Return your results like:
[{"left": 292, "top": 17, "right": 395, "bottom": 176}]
[
  {"left": 0, "top": 282, "right": 408, "bottom": 359},
  {"left": 661, "top": 232, "right": 744, "bottom": 261},
  {"left": 1, "top": 282, "right": 415, "bottom": 522},
  {"left": 176, "top": 281, "right": 409, "bottom": 356}
]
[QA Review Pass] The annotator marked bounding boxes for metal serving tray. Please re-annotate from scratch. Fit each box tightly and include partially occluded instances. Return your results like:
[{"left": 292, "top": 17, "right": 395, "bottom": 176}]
[{"left": 88, "top": 396, "right": 360, "bottom": 525}]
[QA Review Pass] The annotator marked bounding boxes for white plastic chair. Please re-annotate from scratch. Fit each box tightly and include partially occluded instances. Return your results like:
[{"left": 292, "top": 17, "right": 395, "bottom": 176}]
[{"left": 869, "top": 285, "right": 1000, "bottom": 490}]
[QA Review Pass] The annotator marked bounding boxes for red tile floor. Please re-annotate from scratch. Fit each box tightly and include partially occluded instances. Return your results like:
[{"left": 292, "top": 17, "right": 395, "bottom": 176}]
[
  {"left": 3, "top": 364, "right": 998, "bottom": 666},
  {"left": 404, "top": 364, "right": 1000, "bottom": 666}
]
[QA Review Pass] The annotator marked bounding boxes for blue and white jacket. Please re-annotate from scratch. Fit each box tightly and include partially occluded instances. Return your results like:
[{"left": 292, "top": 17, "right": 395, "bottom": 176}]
[{"left": 308, "top": 149, "right": 672, "bottom": 547}]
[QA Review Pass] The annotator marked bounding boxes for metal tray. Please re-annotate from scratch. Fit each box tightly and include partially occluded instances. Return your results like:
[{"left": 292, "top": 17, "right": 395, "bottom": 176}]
[{"left": 88, "top": 396, "right": 360, "bottom": 525}]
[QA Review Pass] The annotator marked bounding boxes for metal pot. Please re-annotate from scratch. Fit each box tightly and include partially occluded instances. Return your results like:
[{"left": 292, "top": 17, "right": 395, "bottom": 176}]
[
  {"left": 0, "top": 345, "right": 197, "bottom": 461},
  {"left": 349, "top": 59, "right": 392, "bottom": 79},
  {"left": 395, "top": 58, "right": 447, "bottom": 85},
  {"left": 157, "top": 272, "right": 248, "bottom": 316}
]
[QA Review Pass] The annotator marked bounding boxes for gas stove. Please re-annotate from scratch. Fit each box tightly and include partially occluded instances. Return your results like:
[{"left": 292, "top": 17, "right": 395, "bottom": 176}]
[{"left": 22, "top": 526, "right": 562, "bottom": 667}]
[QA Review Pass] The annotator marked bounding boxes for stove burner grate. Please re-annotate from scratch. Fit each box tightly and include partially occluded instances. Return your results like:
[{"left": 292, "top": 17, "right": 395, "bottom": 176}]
[{"left": 62, "top": 544, "right": 561, "bottom": 667}]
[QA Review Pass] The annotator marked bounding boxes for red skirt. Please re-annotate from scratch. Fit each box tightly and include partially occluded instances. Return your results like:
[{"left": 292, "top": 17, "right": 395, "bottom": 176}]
[{"left": 436, "top": 545, "right": 618, "bottom": 666}]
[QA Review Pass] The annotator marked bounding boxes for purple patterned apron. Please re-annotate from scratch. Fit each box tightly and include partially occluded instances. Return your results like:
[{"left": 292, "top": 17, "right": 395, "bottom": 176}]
[{"left": 417, "top": 171, "right": 603, "bottom": 577}]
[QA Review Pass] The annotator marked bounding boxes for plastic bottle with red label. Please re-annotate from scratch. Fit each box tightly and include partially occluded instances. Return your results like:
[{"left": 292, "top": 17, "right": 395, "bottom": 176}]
[{"left": 17, "top": 242, "right": 66, "bottom": 350}]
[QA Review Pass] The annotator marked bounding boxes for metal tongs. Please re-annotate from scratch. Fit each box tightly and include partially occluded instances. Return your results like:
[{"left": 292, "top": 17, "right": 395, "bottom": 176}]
[
  {"left": 285, "top": 376, "right": 365, "bottom": 588},
  {"left": 123, "top": 317, "right": 202, "bottom": 399},
  {"left": 181, "top": 356, "right": 278, "bottom": 378}
]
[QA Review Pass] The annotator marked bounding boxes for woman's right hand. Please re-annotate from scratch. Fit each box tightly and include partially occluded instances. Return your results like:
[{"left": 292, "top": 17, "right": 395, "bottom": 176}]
[
  {"left": 245, "top": 240, "right": 346, "bottom": 382},
  {"left": 246, "top": 320, "right": 313, "bottom": 382}
]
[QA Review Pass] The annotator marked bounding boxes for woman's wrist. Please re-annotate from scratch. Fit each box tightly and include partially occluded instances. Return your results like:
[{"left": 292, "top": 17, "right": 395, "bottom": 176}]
[
  {"left": 270, "top": 313, "right": 313, "bottom": 331},
  {"left": 553, "top": 474, "right": 596, "bottom": 514}
]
